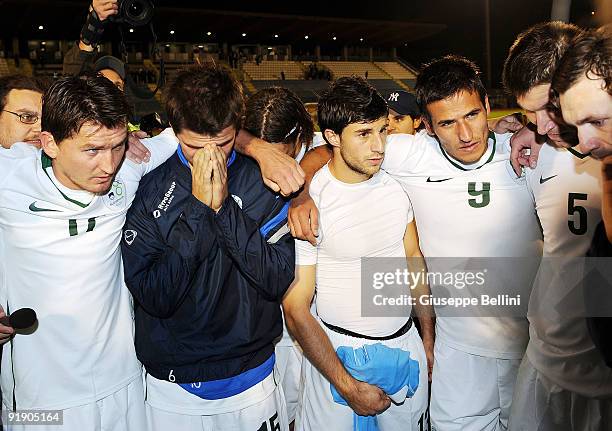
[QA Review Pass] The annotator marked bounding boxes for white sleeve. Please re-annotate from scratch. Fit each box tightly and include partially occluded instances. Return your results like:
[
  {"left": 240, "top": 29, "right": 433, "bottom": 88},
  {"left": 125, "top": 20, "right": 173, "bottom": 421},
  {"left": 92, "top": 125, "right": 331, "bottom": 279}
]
[
  {"left": 123, "top": 127, "right": 179, "bottom": 179},
  {"left": 0, "top": 143, "right": 36, "bottom": 186},
  {"left": 295, "top": 239, "right": 317, "bottom": 265},
  {"left": 382, "top": 132, "right": 427, "bottom": 176}
]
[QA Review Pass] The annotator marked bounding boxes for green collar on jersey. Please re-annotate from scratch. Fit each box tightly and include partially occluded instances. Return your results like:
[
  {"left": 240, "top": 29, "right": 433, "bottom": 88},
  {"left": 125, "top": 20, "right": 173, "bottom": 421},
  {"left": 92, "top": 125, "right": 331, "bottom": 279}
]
[
  {"left": 567, "top": 146, "right": 590, "bottom": 160},
  {"left": 41, "top": 152, "right": 90, "bottom": 208},
  {"left": 438, "top": 131, "right": 496, "bottom": 171}
]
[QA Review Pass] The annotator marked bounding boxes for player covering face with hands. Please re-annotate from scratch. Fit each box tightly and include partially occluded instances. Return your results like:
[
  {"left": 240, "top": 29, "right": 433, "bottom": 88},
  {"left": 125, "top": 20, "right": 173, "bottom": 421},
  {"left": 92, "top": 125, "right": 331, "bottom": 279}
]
[
  {"left": 190, "top": 144, "right": 228, "bottom": 213},
  {"left": 121, "top": 65, "right": 295, "bottom": 431}
]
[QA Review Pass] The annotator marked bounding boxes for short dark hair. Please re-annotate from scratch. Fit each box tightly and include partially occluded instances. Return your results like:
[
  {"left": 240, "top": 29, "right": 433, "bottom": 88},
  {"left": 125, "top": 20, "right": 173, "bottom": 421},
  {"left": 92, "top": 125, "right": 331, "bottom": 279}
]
[
  {"left": 42, "top": 74, "right": 131, "bottom": 143},
  {"left": 502, "top": 21, "right": 580, "bottom": 97},
  {"left": 165, "top": 64, "right": 244, "bottom": 136},
  {"left": 317, "top": 76, "right": 387, "bottom": 142},
  {"left": 415, "top": 55, "right": 487, "bottom": 123},
  {"left": 552, "top": 27, "right": 612, "bottom": 97},
  {"left": 244, "top": 87, "right": 314, "bottom": 150},
  {"left": 0, "top": 74, "right": 48, "bottom": 112}
]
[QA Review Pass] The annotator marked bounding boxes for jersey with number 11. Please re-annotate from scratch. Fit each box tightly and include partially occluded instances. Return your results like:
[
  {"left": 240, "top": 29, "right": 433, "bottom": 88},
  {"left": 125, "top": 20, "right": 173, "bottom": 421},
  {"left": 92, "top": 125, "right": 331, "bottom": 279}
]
[{"left": 0, "top": 130, "right": 175, "bottom": 410}]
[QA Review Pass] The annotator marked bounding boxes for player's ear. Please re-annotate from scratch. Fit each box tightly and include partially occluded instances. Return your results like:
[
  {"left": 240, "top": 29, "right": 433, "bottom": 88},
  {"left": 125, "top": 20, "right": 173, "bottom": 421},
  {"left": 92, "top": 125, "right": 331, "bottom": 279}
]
[
  {"left": 484, "top": 96, "right": 491, "bottom": 117},
  {"left": 40, "top": 131, "right": 59, "bottom": 159},
  {"left": 323, "top": 129, "right": 341, "bottom": 148},
  {"left": 423, "top": 118, "right": 435, "bottom": 136}
]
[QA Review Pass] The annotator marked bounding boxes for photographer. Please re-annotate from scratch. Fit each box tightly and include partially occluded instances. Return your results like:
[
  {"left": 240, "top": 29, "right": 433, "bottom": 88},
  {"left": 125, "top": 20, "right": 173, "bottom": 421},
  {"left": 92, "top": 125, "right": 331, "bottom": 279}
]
[
  {"left": 63, "top": 1, "right": 121, "bottom": 77},
  {"left": 62, "top": 1, "right": 160, "bottom": 162}
]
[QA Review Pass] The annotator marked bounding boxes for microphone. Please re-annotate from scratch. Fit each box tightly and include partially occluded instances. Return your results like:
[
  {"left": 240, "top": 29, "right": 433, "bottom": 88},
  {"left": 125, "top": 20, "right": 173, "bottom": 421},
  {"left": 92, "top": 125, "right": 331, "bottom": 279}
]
[{"left": 0, "top": 308, "right": 37, "bottom": 330}]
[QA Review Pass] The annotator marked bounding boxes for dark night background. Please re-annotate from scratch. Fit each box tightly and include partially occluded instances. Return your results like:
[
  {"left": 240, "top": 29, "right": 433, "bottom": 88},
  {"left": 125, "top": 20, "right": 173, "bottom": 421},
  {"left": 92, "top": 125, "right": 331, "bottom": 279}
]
[
  {"left": 0, "top": 0, "right": 601, "bottom": 89},
  {"left": 199, "top": 0, "right": 597, "bottom": 87}
]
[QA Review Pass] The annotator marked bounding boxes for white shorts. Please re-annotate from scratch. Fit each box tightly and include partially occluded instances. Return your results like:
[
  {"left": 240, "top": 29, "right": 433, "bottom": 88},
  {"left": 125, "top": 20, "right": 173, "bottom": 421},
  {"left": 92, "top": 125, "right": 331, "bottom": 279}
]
[
  {"left": 508, "top": 355, "right": 612, "bottom": 431},
  {"left": 430, "top": 341, "right": 520, "bottom": 431},
  {"left": 3, "top": 376, "right": 146, "bottom": 431},
  {"left": 145, "top": 383, "right": 289, "bottom": 431},
  {"left": 275, "top": 344, "right": 304, "bottom": 422},
  {"left": 295, "top": 320, "right": 428, "bottom": 431}
]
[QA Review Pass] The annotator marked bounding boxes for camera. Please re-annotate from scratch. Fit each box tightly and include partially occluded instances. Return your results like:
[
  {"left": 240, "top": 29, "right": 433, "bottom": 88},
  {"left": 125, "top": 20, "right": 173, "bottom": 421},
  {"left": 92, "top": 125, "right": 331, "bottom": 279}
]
[{"left": 115, "top": 0, "right": 154, "bottom": 27}]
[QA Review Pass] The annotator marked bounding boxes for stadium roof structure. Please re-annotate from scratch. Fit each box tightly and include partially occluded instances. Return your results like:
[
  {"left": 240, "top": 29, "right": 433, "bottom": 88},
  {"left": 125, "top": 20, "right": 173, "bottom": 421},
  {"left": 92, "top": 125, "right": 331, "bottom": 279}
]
[{"left": 0, "top": 0, "right": 446, "bottom": 47}]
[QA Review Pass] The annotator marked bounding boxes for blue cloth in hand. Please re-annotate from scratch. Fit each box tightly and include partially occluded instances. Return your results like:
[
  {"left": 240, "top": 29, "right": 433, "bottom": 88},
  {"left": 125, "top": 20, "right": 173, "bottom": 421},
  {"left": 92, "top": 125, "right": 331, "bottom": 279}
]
[{"left": 330, "top": 343, "right": 420, "bottom": 431}]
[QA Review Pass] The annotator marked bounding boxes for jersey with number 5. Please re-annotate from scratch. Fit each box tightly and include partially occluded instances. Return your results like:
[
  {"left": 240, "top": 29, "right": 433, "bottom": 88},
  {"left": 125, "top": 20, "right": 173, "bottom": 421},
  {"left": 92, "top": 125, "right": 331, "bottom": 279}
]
[
  {"left": 524, "top": 143, "right": 612, "bottom": 397},
  {"left": 0, "top": 130, "right": 176, "bottom": 410},
  {"left": 526, "top": 143, "right": 601, "bottom": 256}
]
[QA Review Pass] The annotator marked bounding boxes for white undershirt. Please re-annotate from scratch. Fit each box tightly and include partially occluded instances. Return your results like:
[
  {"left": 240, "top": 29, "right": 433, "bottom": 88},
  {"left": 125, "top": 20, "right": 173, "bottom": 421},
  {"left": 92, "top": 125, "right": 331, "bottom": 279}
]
[{"left": 296, "top": 164, "right": 414, "bottom": 337}]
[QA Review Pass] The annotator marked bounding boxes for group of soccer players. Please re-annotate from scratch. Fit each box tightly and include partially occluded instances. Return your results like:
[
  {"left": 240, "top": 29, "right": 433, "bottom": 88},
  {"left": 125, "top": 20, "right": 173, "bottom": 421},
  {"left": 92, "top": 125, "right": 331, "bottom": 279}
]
[{"left": 0, "top": 16, "right": 609, "bottom": 431}]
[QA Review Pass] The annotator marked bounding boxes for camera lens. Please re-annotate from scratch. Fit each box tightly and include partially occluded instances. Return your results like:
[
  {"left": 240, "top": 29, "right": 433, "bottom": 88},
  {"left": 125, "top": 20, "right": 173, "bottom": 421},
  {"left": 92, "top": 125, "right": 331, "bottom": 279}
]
[
  {"left": 128, "top": 2, "right": 144, "bottom": 17},
  {"left": 121, "top": 0, "right": 154, "bottom": 26}
]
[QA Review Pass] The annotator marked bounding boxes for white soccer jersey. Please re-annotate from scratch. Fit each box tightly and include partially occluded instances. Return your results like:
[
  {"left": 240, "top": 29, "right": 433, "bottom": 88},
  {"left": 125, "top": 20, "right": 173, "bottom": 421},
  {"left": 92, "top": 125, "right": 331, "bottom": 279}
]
[
  {"left": 524, "top": 143, "right": 612, "bottom": 397},
  {"left": 278, "top": 138, "right": 322, "bottom": 349},
  {"left": 382, "top": 131, "right": 543, "bottom": 358},
  {"left": 0, "top": 129, "right": 176, "bottom": 410},
  {"left": 295, "top": 164, "right": 414, "bottom": 337},
  {"left": 526, "top": 143, "right": 602, "bottom": 257}
]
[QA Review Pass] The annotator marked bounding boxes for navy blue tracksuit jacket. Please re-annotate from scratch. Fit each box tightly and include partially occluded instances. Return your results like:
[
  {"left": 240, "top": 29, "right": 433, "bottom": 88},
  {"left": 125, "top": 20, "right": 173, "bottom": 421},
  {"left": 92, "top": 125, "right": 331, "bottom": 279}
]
[{"left": 121, "top": 150, "right": 295, "bottom": 384}]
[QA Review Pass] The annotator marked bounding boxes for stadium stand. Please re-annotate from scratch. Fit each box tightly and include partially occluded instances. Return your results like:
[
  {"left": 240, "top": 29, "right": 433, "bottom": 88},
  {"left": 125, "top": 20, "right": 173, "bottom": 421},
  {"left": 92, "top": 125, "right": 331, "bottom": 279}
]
[
  {"left": 317, "top": 61, "right": 388, "bottom": 79},
  {"left": 243, "top": 60, "right": 305, "bottom": 80},
  {"left": 243, "top": 60, "right": 417, "bottom": 102},
  {"left": 375, "top": 61, "right": 417, "bottom": 80}
]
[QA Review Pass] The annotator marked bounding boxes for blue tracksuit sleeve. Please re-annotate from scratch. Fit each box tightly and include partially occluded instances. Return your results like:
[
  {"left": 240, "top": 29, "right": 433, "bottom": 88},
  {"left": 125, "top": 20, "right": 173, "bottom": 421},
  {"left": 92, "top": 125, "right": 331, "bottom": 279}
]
[
  {"left": 122, "top": 193, "right": 217, "bottom": 318},
  {"left": 213, "top": 196, "right": 295, "bottom": 302}
]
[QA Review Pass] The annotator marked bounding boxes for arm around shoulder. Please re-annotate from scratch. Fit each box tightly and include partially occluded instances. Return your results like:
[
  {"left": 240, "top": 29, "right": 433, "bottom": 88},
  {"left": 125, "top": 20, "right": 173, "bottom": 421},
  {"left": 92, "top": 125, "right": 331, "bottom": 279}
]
[
  {"left": 125, "top": 128, "right": 178, "bottom": 178},
  {"left": 213, "top": 194, "right": 296, "bottom": 301},
  {"left": 235, "top": 129, "right": 305, "bottom": 196}
]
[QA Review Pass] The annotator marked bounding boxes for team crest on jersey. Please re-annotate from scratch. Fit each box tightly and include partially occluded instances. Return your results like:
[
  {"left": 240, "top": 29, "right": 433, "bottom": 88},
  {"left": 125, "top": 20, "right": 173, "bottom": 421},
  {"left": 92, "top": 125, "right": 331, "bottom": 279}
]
[{"left": 103, "top": 179, "right": 127, "bottom": 209}]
